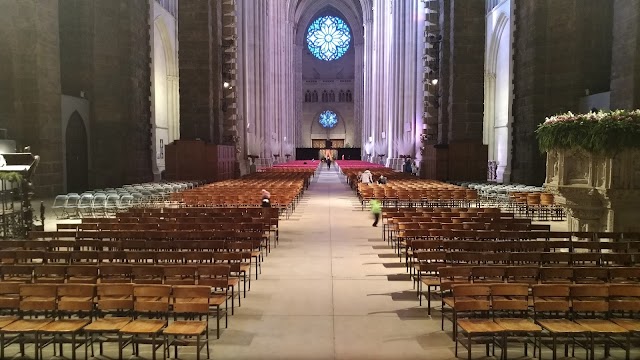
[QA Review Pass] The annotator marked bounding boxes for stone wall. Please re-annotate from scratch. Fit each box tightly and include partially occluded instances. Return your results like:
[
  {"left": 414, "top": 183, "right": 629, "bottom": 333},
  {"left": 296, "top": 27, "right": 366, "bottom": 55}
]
[{"left": 511, "top": 0, "right": 613, "bottom": 186}]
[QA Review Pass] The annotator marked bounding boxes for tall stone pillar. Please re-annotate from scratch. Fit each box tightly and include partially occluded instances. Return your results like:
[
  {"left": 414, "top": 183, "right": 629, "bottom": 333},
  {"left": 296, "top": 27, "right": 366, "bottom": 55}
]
[
  {"left": 512, "top": 0, "right": 613, "bottom": 185},
  {"left": 610, "top": 0, "right": 640, "bottom": 110},
  {"left": 387, "top": 0, "right": 422, "bottom": 157},
  {"left": 236, "top": 0, "right": 268, "bottom": 159},
  {"left": 178, "top": 0, "right": 218, "bottom": 142},
  {"left": 362, "top": 19, "right": 374, "bottom": 152},
  {"left": 0, "top": 0, "right": 63, "bottom": 196},
  {"left": 90, "top": 0, "right": 153, "bottom": 187}
]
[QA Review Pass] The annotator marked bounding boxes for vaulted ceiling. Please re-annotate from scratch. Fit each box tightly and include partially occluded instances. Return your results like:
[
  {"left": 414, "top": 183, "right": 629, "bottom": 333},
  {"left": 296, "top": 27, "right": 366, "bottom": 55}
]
[{"left": 287, "top": 0, "right": 372, "bottom": 24}]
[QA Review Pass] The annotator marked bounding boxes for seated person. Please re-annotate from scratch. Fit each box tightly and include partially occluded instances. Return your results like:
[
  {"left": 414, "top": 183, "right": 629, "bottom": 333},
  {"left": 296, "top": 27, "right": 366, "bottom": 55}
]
[{"left": 377, "top": 175, "right": 387, "bottom": 184}]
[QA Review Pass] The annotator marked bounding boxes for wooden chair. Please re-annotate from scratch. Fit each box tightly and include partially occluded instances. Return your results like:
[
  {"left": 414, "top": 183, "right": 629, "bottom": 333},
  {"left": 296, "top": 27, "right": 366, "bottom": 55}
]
[
  {"left": 570, "top": 285, "right": 629, "bottom": 360},
  {"left": 532, "top": 284, "right": 589, "bottom": 360},
  {"left": 439, "top": 266, "right": 471, "bottom": 333},
  {"left": 415, "top": 251, "right": 446, "bottom": 312},
  {"left": 539, "top": 267, "right": 573, "bottom": 284},
  {"left": 163, "top": 285, "right": 211, "bottom": 360},
  {"left": 118, "top": 285, "right": 170, "bottom": 360},
  {"left": 0, "top": 284, "right": 56, "bottom": 360},
  {"left": 452, "top": 284, "right": 504, "bottom": 360},
  {"left": 132, "top": 265, "right": 164, "bottom": 284},
  {"left": 609, "top": 267, "right": 640, "bottom": 284},
  {"left": 573, "top": 267, "right": 609, "bottom": 284},
  {"left": 491, "top": 283, "right": 541, "bottom": 359},
  {"left": 34, "top": 265, "right": 67, "bottom": 284},
  {"left": 99, "top": 264, "right": 133, "bottom": 283},
  {"left": 470, "top": 266, "right": 505, "bottom": 284},
  {"left": 197, "top": 264, "right": 230, "bottom": 338},
  {"left": 0, "top": 283, "right": 20, "bottom": 315},
  {"left": 66, "top": 265, "right": 99, "bottom": 284},
  {"left": 505, "top": 266, "right": 539, "bottom": 285},
  {"left": 84, "top": 283, "right": 133, "bottom": 358},
  {"left": 1, "top": 264, "right": 33, "bottom": 283},
  {"left": 162, "top": 266, "right": 197, "bottom": 285},
  {"left": 609, "top": 283, "right": 640, "bottom": 352},
  {"left": 214, "top": 252, "right": 248, "bottom": 305},
  {"left": 38, "top": 284, "right": 94, "bottom": 360}
]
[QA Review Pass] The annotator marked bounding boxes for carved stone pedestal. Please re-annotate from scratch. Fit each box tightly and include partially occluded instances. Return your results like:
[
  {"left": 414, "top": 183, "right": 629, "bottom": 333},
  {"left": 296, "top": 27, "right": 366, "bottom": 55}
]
[{"left": 544, "top": 149, "right": 640, "bottom": 232}]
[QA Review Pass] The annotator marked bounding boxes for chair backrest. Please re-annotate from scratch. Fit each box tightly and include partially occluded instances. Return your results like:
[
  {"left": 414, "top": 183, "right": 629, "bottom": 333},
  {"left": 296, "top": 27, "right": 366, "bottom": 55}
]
[
  {"left": 197, "top": 264, "right": 230, "bottom": 288},
  {"left": 92, "top": 194, "right": 107, "bottom": 206},
  {"left": 78, "top": 194, "right": 94, "bottom": 208},
  {"left": 0, "top": 282, "right": 20, "bottom": 311},
  {"left": 132, "top": 265, "right": 164, "bottom": 284},
  {"left": 133, "top": 285, "right": 171, "bottom": 315},
  {"left": 57, "top": 284, "right": 95, "bottom": 313},
  {"left": 452, "top": 284, "right": 491, "bottom": 312},
  {"left": 171, "top": 285, "right": 210, "bottom": 315},
  {"left": 532, "top": 284, "right": 570, "bottom": 314},
  {"left": 65, "top": 194, "right": 81, "bottom": 207},
  {"left": 106, "top": 194, "right": 120, "bottom": 207},
  {"left": 53, "top": 195, "right": 68, "bottom": 208},
  {"left": 96, "top": 283, "right": 134, "bottom": 314},
  {"left": 19, "top": 284, "right": 57, "bottom": 312},
  {"left": 570, "top": 284, "right": 609, "bottom": 314},
  {"left": 491, "top": 283, "right": 529, "bottom": 312},
  {"left": 609, "top": 284, "right": 640, "bottom": 313},
  {"left": 163, "top": 266, "right": 197, "bottom": 285}
]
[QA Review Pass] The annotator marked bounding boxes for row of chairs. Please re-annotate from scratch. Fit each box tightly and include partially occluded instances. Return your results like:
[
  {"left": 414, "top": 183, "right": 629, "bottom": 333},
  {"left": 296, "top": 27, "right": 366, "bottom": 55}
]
[
  {"left": 0, "top": 250, "right": 255, "bottom": 284},
  {"left": 416, "top": 265, "right": 640, "bottom": 311},
  {"left": 449, "top": 283, "right": 639, "bottom": 360},
  {"left": 53, "top": 181, "right": 202, "bottom": 219},
  {"left": 408, "top": 248, "right": 640, "bottom": 274},
  {"left": 0, "top": 283, "right": 218, "bottom": 360}
]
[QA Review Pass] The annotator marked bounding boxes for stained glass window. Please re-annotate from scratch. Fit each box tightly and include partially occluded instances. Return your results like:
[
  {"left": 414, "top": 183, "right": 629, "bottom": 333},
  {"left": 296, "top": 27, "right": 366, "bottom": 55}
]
[
  {"left": 306, "top": 16, "right": 351, "bottom": 61},
  {"left": 319, "top": 110, "right": 338, "bottom": 128}
]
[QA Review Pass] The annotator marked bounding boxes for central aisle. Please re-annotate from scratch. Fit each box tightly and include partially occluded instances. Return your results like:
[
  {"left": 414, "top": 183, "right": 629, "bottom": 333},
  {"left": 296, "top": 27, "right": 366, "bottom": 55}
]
[{"left": 216, "top": 167, "right": 453, "bottom": 360}]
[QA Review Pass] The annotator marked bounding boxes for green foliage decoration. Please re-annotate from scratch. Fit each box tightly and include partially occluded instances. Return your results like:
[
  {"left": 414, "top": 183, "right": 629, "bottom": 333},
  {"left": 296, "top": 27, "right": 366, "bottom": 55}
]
[
  {"left": 0, "top": 172, "right": 22, "bottom": 183},
  {"left": 536, "top": 110, "right": 640, "bottom": 155}
]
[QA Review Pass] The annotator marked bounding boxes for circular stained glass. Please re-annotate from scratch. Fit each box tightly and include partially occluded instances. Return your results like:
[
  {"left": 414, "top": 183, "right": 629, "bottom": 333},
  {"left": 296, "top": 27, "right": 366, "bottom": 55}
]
[
  {"left": 319, "top": 110, "right": 338, "bottom": 128},
  {"left": 306, "top": 16, "right": 351, "bottom": 61}
]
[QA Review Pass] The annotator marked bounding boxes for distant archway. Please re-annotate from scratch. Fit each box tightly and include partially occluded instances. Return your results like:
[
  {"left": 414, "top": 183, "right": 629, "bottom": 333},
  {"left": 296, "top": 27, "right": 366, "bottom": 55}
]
[{"left": 65, "top": 111, "right": 88, "bottom": 193}]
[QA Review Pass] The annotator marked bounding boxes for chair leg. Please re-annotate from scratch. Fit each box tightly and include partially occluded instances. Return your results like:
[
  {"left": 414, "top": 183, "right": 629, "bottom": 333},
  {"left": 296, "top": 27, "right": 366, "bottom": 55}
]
[{"left": 196, "top": 334, "right": 201, "bottom": 360}]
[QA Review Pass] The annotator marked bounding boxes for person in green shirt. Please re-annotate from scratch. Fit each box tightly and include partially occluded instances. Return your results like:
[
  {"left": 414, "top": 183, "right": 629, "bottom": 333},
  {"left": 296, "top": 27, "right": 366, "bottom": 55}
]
[{"left": 370, "top": 198, "right": 382, "bottom": 227}]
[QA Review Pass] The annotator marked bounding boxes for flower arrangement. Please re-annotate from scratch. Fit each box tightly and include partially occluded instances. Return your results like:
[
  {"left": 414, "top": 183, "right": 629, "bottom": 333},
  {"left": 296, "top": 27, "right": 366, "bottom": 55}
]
[{"left": 536, "top": 110, "right": 640, "bottom": 155}]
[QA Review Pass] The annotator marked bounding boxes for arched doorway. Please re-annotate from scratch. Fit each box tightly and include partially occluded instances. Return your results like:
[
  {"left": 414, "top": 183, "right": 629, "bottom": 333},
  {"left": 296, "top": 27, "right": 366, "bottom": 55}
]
[{"left": 66, "top": 111, "right": 88, "bottom": 193}]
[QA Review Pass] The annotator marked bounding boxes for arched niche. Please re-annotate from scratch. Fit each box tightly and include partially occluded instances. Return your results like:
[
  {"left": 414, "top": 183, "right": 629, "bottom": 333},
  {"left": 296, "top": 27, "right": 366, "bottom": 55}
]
[
  {"left": 65, "top": 111, "right": 89, "bottom": 193},
  {"left": 151, "top": 5, "right": 180, "bottom": 180},
  {"left": 484, "top": 4, "right": 513, "bottom": 183}
]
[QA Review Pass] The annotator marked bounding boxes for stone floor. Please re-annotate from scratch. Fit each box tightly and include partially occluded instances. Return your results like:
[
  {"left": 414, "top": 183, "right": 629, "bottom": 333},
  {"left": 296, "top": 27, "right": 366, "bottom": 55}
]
[{"left": 22, "top": 167, "right": 638, "bottom": 359}]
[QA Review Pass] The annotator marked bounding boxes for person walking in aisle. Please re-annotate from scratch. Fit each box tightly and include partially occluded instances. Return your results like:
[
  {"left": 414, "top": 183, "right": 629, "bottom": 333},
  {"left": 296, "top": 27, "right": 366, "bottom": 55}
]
[
  {"left": 370, "top": 198, "right": 382, "bottom": 227},
  {"left": 326, "top": 156, "right": 332, "bottom": 170}
]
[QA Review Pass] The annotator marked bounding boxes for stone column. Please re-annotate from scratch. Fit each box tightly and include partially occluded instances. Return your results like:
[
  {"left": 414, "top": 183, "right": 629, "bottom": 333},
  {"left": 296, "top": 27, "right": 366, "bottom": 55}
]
[
  {"left": 178, "top": 0, "right": 215, "bottom": 142},
  {"left": 511, "top": 0, "right": 613, "bottom": 185},
  {"left": 387, "top": 0, "right": 421, "bottom": 157},
  {"left": 610, "top": 0, "right": 640, "bottom": 110},
  {"left": 1, "top": 0, "right": 63, "bottom": 196},
  {"left": 362, "top": 19, "right": 374, "bottom": 152}
]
